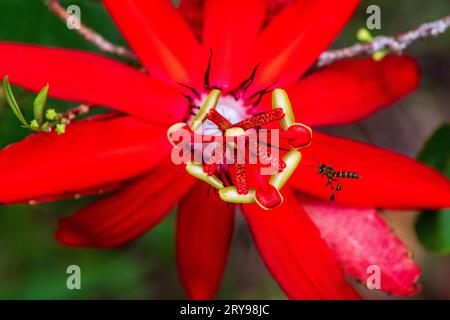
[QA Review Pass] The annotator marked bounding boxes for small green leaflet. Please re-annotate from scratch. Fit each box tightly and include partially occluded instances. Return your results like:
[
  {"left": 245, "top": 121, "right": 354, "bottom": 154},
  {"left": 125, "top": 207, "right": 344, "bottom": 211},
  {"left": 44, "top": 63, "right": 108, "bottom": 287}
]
[
  {"left": 33, "top": 84, "right": 49, "bottom": 126},
  {"left": 2, "top": 76, "right": 28, "bottom": 126}
]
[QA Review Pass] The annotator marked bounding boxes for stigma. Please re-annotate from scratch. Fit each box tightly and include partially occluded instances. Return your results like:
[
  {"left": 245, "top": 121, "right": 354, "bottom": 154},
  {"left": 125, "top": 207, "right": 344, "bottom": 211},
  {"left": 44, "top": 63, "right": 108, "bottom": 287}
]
[{"left": 167, "top": 89, "right": 312, "bottom": 210}]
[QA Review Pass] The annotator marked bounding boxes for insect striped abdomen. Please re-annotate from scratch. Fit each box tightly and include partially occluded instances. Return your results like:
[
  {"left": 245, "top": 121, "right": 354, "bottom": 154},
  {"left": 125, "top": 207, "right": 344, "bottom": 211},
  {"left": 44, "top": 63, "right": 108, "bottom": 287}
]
[{"left": 335, "top": 171, "right": 360, "bottom": 178}]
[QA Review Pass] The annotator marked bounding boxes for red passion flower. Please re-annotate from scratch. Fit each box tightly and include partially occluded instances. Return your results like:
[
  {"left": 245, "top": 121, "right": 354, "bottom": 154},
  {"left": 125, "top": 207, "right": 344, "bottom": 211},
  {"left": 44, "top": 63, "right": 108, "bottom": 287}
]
[{"left": 0, "top": 0, "right": 449, "bottom": 299}]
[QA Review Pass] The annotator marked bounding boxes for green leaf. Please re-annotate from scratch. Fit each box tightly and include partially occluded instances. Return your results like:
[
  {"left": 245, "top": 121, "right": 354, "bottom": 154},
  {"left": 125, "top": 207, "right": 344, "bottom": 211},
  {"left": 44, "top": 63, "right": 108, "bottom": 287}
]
[
  {"left": 2, "top": 76, "right": 28, "bottom": 126},
  {"left": 415, "top": 123, "right": 450, "bottom": 253},
  {"left": 417, "top": 123, "right": 450, "bottom": 174},
  {"left": 33, "top": 84, "right": 49, "bottom": 125},
  {"left": 416, "top": 209, "right": 450, "bottom": 254}
]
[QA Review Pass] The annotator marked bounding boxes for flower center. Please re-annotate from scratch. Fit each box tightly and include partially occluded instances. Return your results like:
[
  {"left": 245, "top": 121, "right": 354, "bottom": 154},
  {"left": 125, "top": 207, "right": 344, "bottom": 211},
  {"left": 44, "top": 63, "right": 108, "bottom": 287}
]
[
  {"left": 191, "top": 94, "right": 249, "bottom": 136},
  {"left": 168, "top": 89, "right": 313, "bottom": 210}
]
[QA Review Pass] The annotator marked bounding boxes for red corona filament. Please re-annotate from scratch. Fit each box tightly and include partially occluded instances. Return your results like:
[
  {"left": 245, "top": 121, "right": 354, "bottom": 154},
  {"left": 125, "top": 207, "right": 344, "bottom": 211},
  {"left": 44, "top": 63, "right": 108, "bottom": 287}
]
[{"left": 234, "top": 108, "right": 285, "bottom": 130}]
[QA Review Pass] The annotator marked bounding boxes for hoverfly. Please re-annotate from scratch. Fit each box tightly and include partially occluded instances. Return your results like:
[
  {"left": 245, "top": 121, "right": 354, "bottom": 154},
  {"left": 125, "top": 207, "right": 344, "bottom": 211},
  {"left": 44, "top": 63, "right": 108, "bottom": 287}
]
[{"left": 317, "top": 163, "right": 361, "bottom": 201}]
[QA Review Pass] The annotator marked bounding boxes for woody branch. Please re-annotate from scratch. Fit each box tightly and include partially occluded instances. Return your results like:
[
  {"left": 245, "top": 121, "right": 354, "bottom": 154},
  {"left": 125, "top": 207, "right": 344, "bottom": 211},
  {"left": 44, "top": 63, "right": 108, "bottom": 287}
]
[
  {"left": 318, "top": 15, "right": 450, "bottom": 67},
  {"left": 60, "top": 104, "right": 92, "bottom": 124},
  {"left": 45, "top": 1, "right": 449, "bottom": 68}
]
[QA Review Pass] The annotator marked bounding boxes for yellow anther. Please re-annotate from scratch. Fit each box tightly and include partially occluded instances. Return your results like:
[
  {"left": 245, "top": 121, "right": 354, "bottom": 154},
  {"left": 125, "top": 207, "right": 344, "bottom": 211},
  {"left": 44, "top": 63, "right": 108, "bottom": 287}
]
[
  {"left": 272, "top": 88, "right": 295, "bottom": 130},
  {"left": 219, "top": 186, "right": 256, "bottom": 204},
  {"left": 225, "top": 127, "right": 245, "bottom": 137},
  {"left": 269, "top": 149, "right": 302, "bottom": 190},
  {"left": 190, "top": 89, "right": 221, "bottom": 131},
  {"left": 225, "top": 127, "right": 245, "bottom": 149},
  {"left": 167, "top": 122, "right": 187, "bottom": 147}
]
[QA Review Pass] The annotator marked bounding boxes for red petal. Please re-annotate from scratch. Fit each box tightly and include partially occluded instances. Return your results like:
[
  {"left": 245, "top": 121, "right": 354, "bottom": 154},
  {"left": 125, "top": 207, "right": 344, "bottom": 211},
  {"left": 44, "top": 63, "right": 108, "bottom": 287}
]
[
  {"left": 9, "top": 180, "right": 125, "bottom": 205},
  {"left": 177, "top": 183, "right": 234, "bottom": 299},
  {"left": 178, "top": 0, "right": 294, "bottom": 40},
  {"left": 178, "top": 0, "right": 204, "bottom": 40},
  {"left": 56, "top": 157, "right": 196, "bottom": 248},
  {"left": 301, "top": 196, "right": 421, "bottom": 296},
  {"left": 248, "top": 0, "right": 359, "bottom": 91},
  {"left": 202, "top": 0, "right": 268, "bottom": 89},
  {"left": 0, "top": 43, "right": 186, "bottom": 124},
  {"left": 103, "top": 0, "right": 201, "bottom": 85},
  {"left": 286, "top": 56, "right": 420, "bottom": 126},
  {"left": 267, "top": 0, "right": 295, "bottom": 19},
  {"left": 291, "top": 131, "right": 450, "bottom": 209},
  {"left": 0, "top": 115, "right": 169, "bottom": 204},
  {"left": 243, "top": 189, "right": 360, "bottom": 299}
]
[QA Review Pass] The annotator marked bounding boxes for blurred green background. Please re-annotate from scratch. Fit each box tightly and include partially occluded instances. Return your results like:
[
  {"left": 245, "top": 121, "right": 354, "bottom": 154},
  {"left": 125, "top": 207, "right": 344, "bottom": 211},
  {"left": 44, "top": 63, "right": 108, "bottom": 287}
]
[{"left": 0, "top": 0, "right": 449, "bottom": 299}]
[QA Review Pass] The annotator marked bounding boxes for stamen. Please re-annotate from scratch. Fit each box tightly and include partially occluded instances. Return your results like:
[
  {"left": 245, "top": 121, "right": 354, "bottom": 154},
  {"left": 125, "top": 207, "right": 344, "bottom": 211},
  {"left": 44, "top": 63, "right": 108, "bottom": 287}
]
[
  {"left": 219, "top": 186, "right": 256, "bottom": 203},
  {"left": 167, "top": 88, "right": 313, "bottom": 210},
  {"left": 269, "top": 149, "right": 302, "bottom": 190},
  {"left": 234, "top": 108, "right": 284, "bottom": 130},
  {"left": 282, "top": 123, "right": 313, "bottom": 149},
  {"left": 255, "top": 183, "right": 283, "bottom": 210},
  {"left": 206, "top": 109, "right": 233, "bottom": 131},
  {"left": 272, "top": 88, "right": 295, "bottom": 130},
  {"left": 190, "top": 89, "right": 221, "bottom": 131},
  {"left": 246, "top": 165, "right": 283, "bottom": 210}
]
